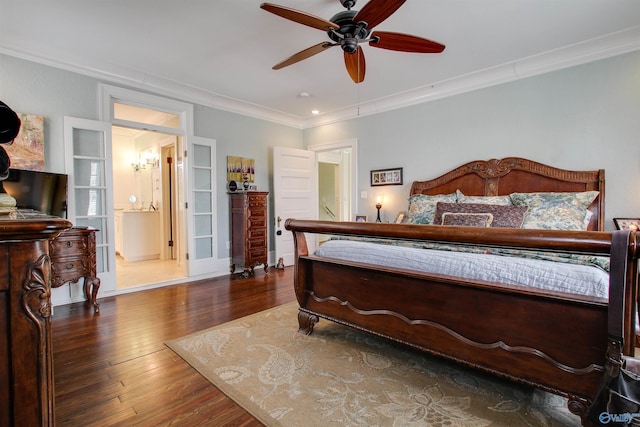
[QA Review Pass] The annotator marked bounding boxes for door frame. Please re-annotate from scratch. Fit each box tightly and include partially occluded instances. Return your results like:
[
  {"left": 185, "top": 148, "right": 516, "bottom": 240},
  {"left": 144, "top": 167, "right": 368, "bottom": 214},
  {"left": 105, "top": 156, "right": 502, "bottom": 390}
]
[
  {"left": 308, "top": 138, "right": 358, "bottom": 221},
  {"left": 98, "top": 84, "right": 203, "bottom": 283}
]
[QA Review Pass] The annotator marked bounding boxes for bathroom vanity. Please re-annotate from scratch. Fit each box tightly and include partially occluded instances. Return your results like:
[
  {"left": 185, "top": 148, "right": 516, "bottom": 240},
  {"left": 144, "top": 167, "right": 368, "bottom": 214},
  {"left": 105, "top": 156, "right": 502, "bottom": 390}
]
[{"left": 114, "top": 210, "right": 161, "bottom": 262}]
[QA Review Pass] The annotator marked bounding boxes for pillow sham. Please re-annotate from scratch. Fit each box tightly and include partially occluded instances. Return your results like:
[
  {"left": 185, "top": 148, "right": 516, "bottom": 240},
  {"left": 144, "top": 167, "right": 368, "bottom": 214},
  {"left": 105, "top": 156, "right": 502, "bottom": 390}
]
[
  {"left": 405, "top": 193, "right": 457, "bottom": 224},
  {"left": 434, "top": 202, "right": 528, "bottom": 228},
  {"left": 509, "top": 191, "right": 599, "bottom": 230},
  {"left": 441, "top": 212, "right": 493, "bottom": 227},
  {"left": 455, "top": 189, "right": 513, "bottom": 206}
]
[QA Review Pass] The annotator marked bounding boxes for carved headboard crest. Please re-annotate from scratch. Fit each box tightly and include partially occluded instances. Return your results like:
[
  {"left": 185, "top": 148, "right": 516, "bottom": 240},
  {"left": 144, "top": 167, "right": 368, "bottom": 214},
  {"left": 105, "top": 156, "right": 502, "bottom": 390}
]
[{"left": 410, "top": 157, "right": 605, "bottom": 231}]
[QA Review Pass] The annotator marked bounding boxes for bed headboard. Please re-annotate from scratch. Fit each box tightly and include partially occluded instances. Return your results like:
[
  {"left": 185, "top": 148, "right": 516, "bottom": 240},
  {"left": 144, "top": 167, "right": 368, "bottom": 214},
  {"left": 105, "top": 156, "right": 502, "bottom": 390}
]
[{"left": 410, "top": 157, "right": 605, "bottom": 231}]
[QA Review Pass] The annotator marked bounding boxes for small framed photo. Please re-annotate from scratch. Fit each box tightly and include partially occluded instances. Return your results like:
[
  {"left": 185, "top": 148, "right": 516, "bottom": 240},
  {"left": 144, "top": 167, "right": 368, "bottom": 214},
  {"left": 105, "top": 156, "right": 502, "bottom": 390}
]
[
  {"left": 613, "top": 218, "right": 640, "bottom": 231},
  {"left": 371, "top": 167, "right": 403, "bottom": 187},
  {"left": 354, "top": 214, "right": 368, "bottom": 222},
  {"left": 395, "top": 211, "right": 407, "bottom": 224}
]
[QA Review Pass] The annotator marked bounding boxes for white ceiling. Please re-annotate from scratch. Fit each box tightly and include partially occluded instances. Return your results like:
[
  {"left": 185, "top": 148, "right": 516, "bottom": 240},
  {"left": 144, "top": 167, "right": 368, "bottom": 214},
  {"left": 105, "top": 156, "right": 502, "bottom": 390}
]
[{"left": 1, "top": 0, "right": 640, "bottom": 128}]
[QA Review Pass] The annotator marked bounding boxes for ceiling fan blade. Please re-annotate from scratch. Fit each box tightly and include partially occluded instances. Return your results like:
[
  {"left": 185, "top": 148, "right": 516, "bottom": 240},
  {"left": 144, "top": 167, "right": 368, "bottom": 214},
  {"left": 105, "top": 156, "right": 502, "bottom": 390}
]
[
  {"left": 261, "top": 3, "right": 339, "bottom": 31},
  {"left": 353, "top": 0, "right": 406, "bottom": 29},
  {"left": 344, "top": 46, "right": 366, "bottom": 83},
  {"left": 369, "top": 31, "right": 445, "bottom": 53},
  {"left": 273, "top": 42, "right": 335, "bottom": 70}
]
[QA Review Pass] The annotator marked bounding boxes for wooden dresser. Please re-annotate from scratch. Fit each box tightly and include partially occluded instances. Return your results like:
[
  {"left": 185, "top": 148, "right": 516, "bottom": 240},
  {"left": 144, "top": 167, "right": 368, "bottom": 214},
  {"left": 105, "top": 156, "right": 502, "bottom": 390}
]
[
  {"left": 0, "top": 210, "right": 71, "bottom": 426},
  {"left": 50, "top": 227, "right": 100, "bottom": 312},
  {"left": 229, "top": 191, "right": 269, "bottom": 277}
]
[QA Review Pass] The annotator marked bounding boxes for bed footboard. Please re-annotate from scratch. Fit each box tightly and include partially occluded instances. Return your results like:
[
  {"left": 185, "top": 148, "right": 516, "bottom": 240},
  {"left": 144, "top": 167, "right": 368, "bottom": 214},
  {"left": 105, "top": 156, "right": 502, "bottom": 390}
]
[{"left": 284, "top": 219, "right": 639, "bottom": 424}]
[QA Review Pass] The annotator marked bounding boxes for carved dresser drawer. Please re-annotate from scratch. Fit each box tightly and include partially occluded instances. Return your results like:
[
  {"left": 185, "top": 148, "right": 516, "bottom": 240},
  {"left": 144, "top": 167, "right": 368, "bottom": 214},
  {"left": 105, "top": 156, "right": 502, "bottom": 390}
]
[{"left": 50, "top": 226, "right": 101, "bottom": 312}]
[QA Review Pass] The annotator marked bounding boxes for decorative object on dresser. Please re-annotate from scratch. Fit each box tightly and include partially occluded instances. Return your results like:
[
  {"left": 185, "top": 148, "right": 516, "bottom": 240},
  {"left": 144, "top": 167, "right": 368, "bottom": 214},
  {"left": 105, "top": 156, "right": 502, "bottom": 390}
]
[
  {"left": 229, "top": 191, "right": 269, "bottom": 277},
  {"left": 50, "top": 226, "right": 101, "bottom": 312},
  {"left": 0, "top": 211, "right": 72, "bottom": 426}
]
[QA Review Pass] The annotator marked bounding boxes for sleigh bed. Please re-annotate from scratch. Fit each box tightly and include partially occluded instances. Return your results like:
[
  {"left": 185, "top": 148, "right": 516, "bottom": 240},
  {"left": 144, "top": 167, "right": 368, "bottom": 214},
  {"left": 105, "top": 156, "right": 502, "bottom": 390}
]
[{"left": 284, "top": 157, "right": 639, "bottom": 424}]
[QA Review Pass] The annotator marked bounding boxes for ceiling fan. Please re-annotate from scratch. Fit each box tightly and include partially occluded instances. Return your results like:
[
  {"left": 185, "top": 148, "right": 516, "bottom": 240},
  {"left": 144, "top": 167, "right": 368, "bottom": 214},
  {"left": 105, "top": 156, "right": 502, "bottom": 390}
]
[{"left": 260, "top": 0, "right": 445, "bottom": 83}]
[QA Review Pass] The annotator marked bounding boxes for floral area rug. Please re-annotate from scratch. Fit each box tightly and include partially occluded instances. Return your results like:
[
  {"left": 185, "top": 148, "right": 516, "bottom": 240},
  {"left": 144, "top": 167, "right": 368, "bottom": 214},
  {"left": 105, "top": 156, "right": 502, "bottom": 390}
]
[{"left": 166, "top": 302, "right": 581, "bottom": 427}]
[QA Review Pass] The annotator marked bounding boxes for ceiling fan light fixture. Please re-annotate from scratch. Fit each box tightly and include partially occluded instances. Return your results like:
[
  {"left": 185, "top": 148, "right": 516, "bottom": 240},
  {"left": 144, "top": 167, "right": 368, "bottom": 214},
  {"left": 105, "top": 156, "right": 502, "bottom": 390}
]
[
  {"left": 261, "top": 0, "right": 445, "bottom": 83},
  {"left": 342, "top": 37, "right": 359, "bottom": 54}
]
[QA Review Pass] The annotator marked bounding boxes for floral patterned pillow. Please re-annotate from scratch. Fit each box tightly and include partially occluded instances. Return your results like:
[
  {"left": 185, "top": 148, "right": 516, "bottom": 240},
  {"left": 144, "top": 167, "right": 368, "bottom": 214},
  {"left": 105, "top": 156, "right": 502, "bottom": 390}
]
[
  {"left": 405, "top": 193, "right": 457, "bottom": 224},
  {"left": 455, "top": 189, "right": 513, "bottom": 206},
  {"left": 434, "top": 202, "right": 528, "bottom": 228},
  {"left": 441, "top": 212, "right": 493, "bottom": 227},
  {"left": 510, "top": 191, "right": 599, "bottom": 230}
]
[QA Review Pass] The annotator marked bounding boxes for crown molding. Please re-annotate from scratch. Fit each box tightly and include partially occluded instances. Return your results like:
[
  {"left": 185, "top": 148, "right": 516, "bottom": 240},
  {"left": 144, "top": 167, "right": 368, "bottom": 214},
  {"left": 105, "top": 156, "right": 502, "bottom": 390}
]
[
  {"left": 2, "top": 25, "right": 639, "bottom": 130},
  {"left": 0, "top": 45, "right": 304, "bottom": 129},
  {"left": 304, "top": 25, "right": 640, "bottom": 128}
]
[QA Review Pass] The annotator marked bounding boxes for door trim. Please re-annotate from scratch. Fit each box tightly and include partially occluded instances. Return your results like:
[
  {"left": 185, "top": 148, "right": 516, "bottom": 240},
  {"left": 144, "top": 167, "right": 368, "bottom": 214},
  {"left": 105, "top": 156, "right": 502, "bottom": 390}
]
[{"left": 308, "top": 138, "right": 358, "bottom": 219}]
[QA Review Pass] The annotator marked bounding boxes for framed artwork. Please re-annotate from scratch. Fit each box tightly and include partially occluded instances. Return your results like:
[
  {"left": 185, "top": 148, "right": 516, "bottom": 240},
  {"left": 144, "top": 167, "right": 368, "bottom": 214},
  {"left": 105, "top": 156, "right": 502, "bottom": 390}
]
[
  {"left": 394, "top": 211, "right": 406, "bottom": 224},
  {"left": 227, "top": 156, "right": 255, "bottom": 182},
  {"left": 613, "top": 218, "right": 640, "bottom": 231},
  {"left": 371, "top": 167, "right": 403, "bottom": 186},
  {"left": 354, "top": 214, "right": 367, "bottom": 222},
  {"left": 5, "top": 113, "right": 45, "bottom": 171}
]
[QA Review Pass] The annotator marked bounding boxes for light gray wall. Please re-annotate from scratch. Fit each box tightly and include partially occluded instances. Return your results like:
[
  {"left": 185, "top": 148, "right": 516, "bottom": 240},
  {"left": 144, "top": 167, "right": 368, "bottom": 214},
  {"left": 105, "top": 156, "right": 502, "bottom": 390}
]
[
  {"left": 0, "top": 54, "right": 303, "bottom": 258},
  {"left": 193, "top": 105, "right": 301, "bottom": 253},
  {"left": 2, "top": 49, "right": 639, "bottom": 258},
  {"left": 304, "top": 51, "right": 640, "bottom": 229},
  {"left": 0, "top": 55, "right": 100, "bottom": 172}
]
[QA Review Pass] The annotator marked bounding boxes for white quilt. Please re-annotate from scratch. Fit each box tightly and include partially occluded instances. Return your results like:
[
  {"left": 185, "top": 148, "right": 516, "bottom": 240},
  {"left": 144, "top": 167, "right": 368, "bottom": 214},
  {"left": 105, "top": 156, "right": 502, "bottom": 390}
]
[{"left": 315, "top": 239, "right": 609, "bottom": 299}]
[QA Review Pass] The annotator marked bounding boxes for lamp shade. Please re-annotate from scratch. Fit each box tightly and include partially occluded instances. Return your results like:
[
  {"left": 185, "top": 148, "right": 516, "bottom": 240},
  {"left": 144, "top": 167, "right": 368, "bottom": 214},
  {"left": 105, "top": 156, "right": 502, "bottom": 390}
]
[{"left": 0, "top": 101, "right": 20, "bottom": 145}]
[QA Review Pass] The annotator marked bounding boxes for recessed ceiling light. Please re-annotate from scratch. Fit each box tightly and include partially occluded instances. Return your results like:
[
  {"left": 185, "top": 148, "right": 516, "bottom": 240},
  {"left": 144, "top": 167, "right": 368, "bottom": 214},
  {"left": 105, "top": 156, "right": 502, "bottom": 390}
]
[{"left": 311, "top": 110, "right": 320, "bottom": 115}]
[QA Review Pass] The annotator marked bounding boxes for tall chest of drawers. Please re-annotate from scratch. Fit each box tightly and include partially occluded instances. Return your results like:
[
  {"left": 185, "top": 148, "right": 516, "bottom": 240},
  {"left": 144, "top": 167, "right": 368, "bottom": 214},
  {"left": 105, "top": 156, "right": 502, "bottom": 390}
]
[{"left": 229, "top": 191, "right": 269, "bottom": 277}]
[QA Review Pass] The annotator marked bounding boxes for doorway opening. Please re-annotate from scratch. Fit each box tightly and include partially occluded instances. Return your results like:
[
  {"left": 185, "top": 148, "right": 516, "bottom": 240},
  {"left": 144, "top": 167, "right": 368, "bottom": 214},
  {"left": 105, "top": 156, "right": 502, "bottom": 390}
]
[
  {"left": 111, "top": 105, "right": 186, "bottom": 289},
  {"left": 311, "top": 139, "right": 356, "bottom": 223}
]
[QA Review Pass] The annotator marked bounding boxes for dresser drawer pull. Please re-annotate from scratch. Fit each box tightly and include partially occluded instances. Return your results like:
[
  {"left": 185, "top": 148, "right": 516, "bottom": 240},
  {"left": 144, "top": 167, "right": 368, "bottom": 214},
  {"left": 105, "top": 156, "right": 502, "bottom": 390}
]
[
  {"left": 66, "top": 263, "right": 74, "bottom": 270},
  {"left": 66, "top": 241, "right": 73, "bottom": 248}
]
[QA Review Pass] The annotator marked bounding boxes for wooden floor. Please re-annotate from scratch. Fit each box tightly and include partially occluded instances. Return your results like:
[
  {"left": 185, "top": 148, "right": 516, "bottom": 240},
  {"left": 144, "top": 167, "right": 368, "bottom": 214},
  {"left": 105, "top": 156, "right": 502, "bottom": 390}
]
[{"left": 52, "top": 267, "right": 295, "bottom": 426}]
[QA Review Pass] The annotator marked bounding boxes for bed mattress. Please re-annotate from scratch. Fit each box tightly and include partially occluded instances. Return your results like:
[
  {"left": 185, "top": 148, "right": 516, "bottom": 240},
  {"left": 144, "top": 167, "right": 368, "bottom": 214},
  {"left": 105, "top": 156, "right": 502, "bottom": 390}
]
[{"left": 315, "top": 239, "right": 609, "bottom": 299}]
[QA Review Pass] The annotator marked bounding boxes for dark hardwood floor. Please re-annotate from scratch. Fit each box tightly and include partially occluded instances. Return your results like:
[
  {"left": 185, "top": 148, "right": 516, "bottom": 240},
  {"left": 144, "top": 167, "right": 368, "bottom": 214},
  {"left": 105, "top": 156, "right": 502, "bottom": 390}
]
[{"left": 52, "top": 267, "right": 295, "bottom": 426}]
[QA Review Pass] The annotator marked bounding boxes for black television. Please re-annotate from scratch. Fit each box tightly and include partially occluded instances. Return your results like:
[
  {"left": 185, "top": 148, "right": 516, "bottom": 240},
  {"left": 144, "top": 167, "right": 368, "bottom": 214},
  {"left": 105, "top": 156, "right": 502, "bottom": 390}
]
[{"left": 2, "top": 168, "right": 68, "bottom": 217}]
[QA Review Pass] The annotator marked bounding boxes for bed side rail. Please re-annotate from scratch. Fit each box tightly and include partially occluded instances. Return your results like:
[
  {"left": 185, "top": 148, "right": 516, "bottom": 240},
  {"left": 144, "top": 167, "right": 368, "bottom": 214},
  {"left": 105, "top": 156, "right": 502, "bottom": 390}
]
[{"left": 285, "top": 219, "right": 614, "bottom": 254}]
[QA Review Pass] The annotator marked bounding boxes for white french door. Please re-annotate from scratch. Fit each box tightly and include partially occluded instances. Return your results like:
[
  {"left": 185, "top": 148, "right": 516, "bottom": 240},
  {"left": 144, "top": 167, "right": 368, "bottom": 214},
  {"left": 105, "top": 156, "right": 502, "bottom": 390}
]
[
  {"left": 185, "top": 136, "right": 217, "bottom": 276},
  {"left": 273, "top": 147, "right": 318, "bottom": 266},
  {"left": 64, "top": 117, "right": 116, "bottom": 294}
]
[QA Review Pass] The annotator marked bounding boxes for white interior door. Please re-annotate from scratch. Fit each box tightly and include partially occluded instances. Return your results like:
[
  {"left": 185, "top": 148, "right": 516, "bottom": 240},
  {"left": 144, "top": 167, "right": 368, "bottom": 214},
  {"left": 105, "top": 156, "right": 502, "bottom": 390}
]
[
  {"left": 185, "top": 135, "right": 217, "bottom": 276},
  {"left": 64, "top": 117, "right": 116, "bottom": 295},
  {"left": 273, "top": 147, "right": 318, "bottom": 266}
]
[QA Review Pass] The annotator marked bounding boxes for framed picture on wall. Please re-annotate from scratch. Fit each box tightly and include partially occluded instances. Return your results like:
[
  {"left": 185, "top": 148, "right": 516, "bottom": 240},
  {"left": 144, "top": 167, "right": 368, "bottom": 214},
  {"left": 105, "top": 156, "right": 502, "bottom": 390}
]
[{"left": 371, "top": 167, "right": 403, "bottom": 186}]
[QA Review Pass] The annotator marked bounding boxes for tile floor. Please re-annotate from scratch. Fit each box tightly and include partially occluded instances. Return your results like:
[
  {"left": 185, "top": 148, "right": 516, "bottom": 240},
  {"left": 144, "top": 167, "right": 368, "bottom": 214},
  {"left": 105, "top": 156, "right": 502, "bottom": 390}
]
[{"left": 116, "top": 255, "right": 186, "bottom": 289}]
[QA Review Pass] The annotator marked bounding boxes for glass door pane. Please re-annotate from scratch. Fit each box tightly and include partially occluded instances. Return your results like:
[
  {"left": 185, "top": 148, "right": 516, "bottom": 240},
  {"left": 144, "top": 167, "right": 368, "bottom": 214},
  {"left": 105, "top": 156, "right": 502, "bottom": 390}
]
[
  {"left": 64, "top": 117, "right": 116, "bottom": 293},
  {"left": 186, "top": 136, "right": 217, "bottom": 276}
]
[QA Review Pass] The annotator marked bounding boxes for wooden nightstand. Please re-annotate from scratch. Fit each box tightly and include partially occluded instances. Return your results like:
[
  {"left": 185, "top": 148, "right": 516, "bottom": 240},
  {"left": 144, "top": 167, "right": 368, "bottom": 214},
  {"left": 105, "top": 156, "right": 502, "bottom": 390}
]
[{"left": 50, "top": 226, "right": 101, "bottom": 312}]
